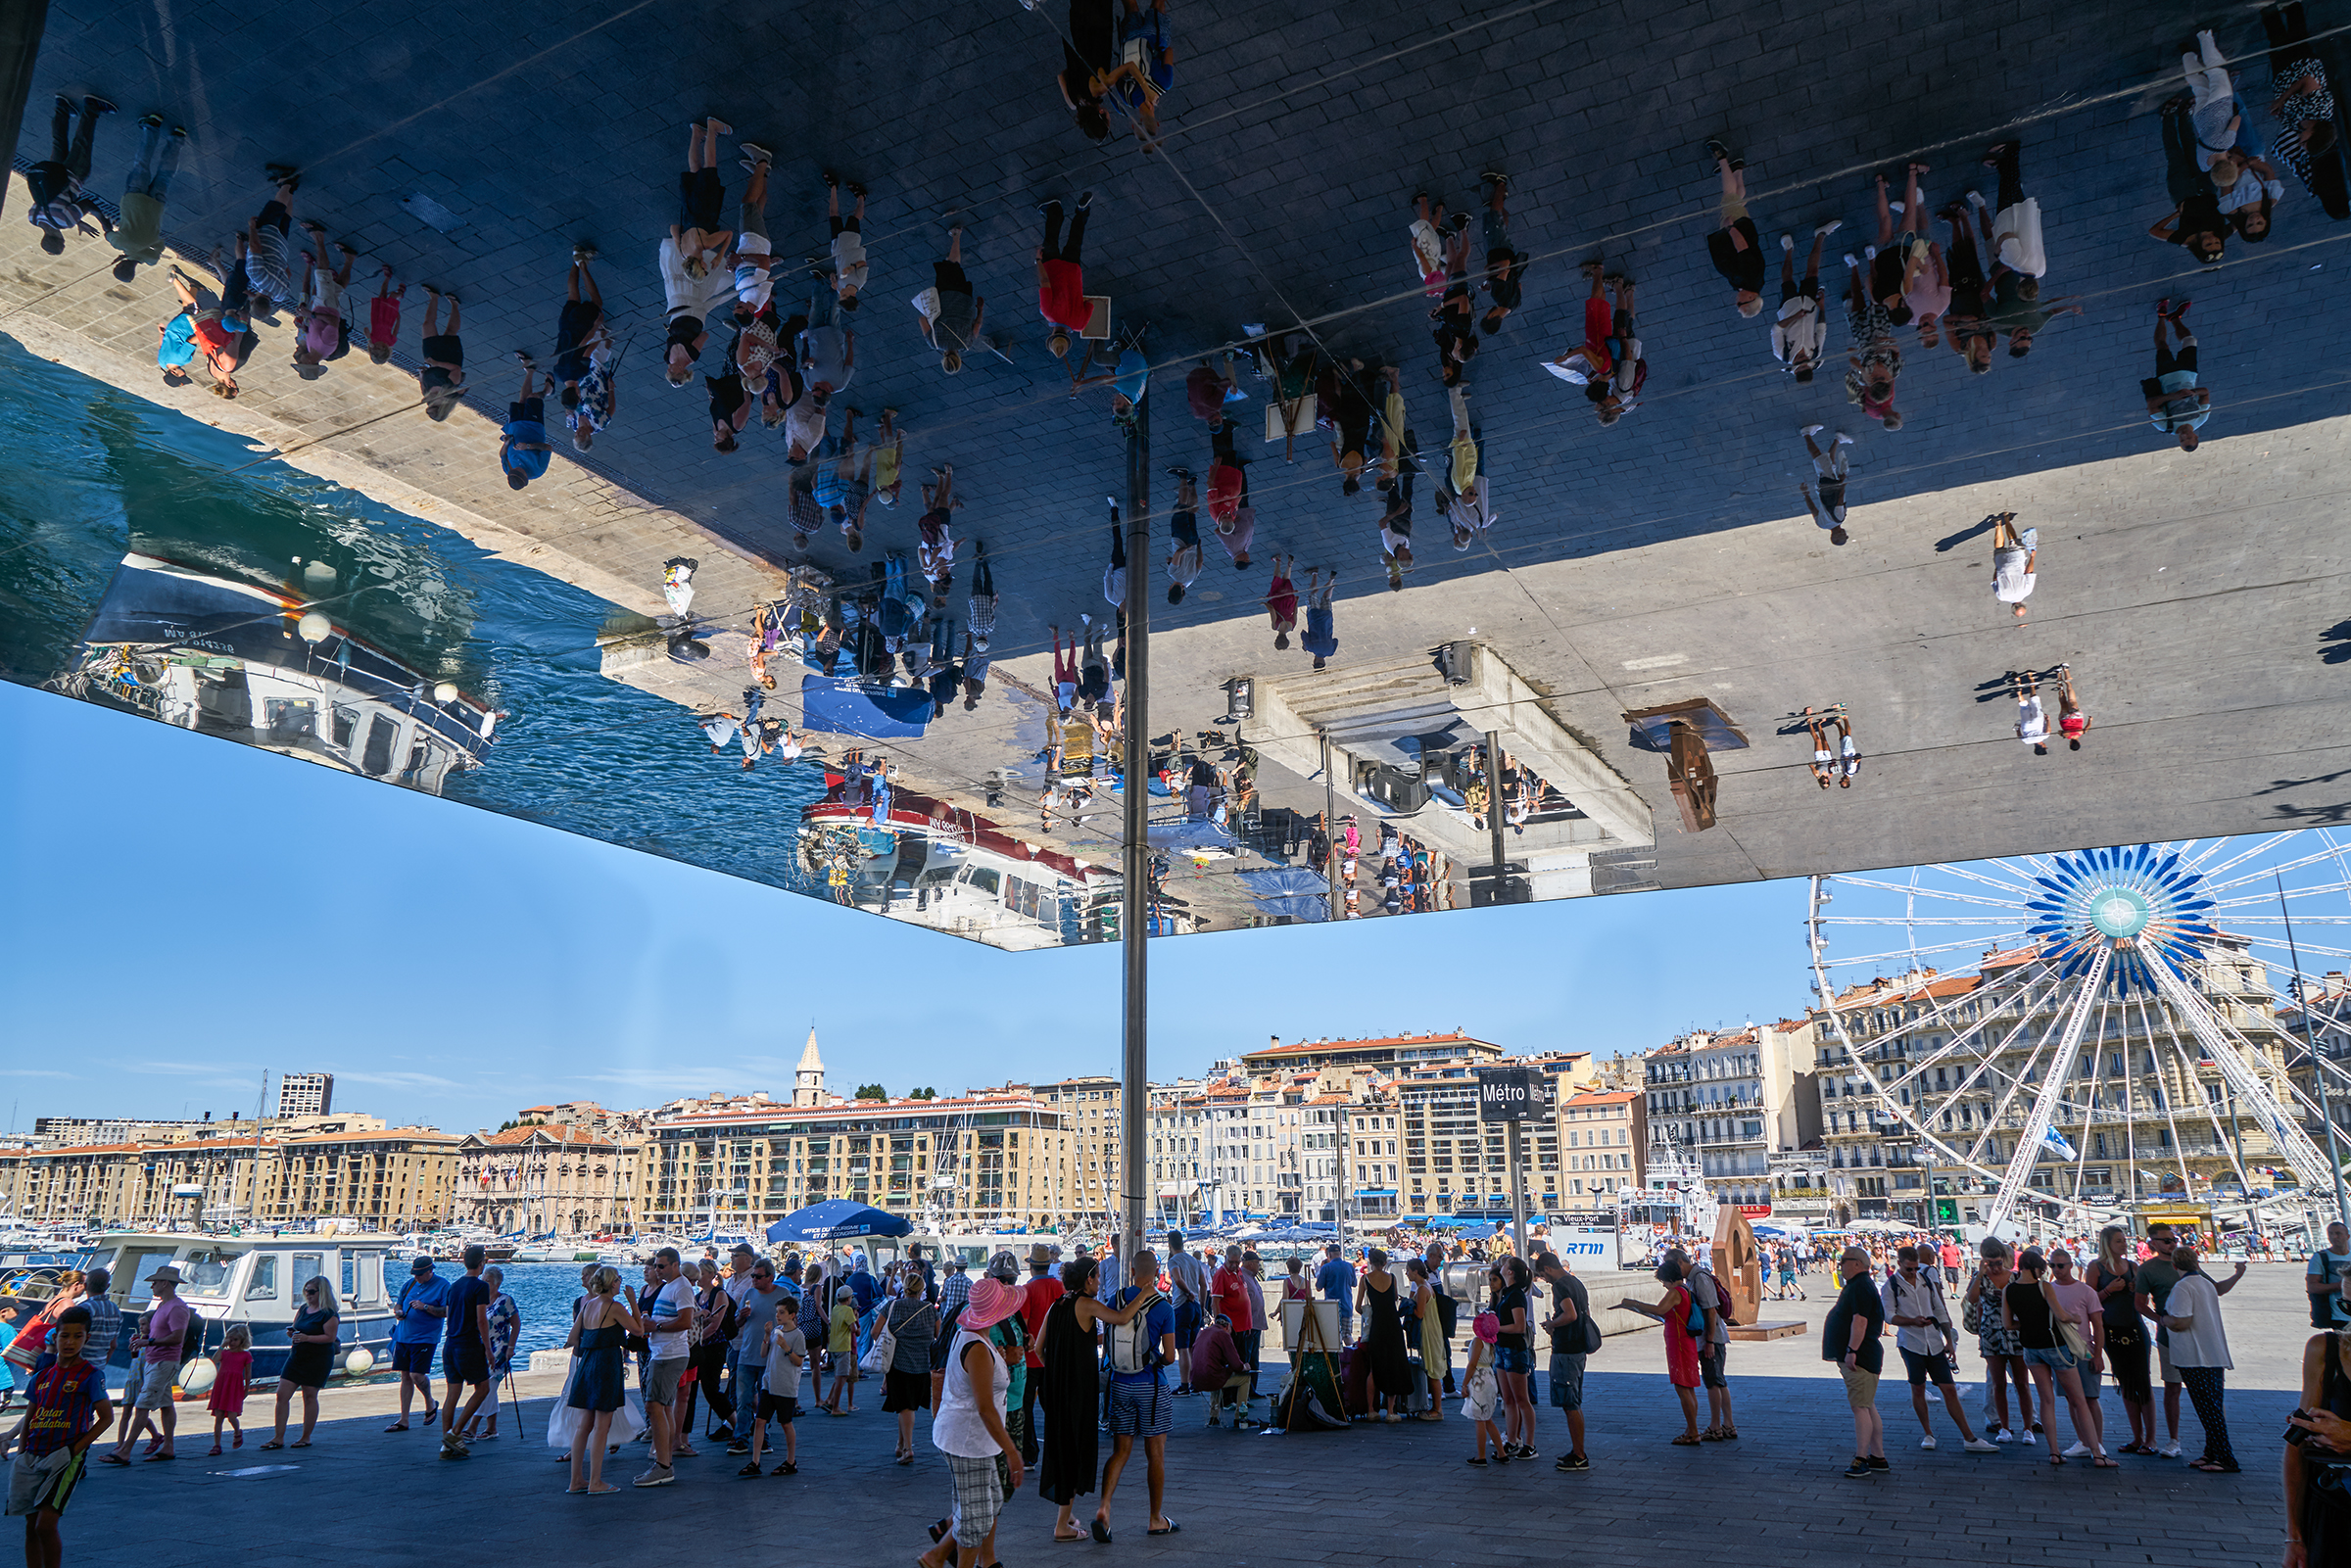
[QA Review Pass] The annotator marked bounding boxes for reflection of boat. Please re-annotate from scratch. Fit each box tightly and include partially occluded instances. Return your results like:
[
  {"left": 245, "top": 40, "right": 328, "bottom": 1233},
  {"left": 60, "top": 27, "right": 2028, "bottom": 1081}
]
[
  {"left": 52, "top": 552, "right": 497, "bottom": 795},
  {"left": 801, "top": 777, "right": 1119, "bottom": 950}
]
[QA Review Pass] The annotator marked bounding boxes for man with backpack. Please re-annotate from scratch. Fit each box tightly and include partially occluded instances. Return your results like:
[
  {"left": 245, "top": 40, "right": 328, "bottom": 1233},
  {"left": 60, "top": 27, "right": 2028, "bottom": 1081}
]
[
  {"left": 1686, "top": 1257, "right": 1738, "bottom": 1442},
  {"left": 2307, "top": 1223, "right": 2351, "bottom": 1329},
  {"left": 1533, "top": 1252, "right": 1595, "bottom": 1472},
  {"left": 1096, "top": 1248, "right": 1176, "bottom": 1541},
  {"left": 1163, "top": 1230, "right": 1207, "bottom": 1395}
]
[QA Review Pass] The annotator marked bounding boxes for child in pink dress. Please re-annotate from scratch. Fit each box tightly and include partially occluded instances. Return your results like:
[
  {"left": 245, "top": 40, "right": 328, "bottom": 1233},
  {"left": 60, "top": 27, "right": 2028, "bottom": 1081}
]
[
  {"left": 367, "top": 264, "right": 405, "bottom": 365},
  {"left": 207, "top": 1323, "right": 251, "bottom": 1453}
]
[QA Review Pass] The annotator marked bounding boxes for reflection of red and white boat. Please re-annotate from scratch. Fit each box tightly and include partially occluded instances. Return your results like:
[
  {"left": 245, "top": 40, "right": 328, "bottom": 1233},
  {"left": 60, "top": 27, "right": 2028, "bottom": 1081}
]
[{"left": 802, "top": 773, "right": 1119, "bottom": 950}]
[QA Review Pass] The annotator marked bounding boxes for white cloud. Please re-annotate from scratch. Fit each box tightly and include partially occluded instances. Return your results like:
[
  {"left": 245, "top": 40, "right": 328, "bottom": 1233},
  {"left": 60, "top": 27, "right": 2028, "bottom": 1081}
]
[
  {"left": 334, "top": 1071, "right": 464, "bottom": 1091},
  {"left": 0, "top": 1069, "right": 75, "bottom": 1080}
]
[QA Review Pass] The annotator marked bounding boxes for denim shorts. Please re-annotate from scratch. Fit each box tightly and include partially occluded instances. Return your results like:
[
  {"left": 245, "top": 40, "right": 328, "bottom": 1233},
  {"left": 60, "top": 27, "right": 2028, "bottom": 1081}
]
[
  {"left": 1493, "top": 1345, "right": 1532, "bottom": 1375},
  {"left": 2023, "top": 1345, "right": 2078, "bottom": 1372}
]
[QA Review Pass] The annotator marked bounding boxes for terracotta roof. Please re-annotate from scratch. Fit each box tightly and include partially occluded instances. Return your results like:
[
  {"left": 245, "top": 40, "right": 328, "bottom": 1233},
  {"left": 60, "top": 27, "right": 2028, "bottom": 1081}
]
[
  {"left": 474, "top": 1124, "right": 624, "bottom": 1149},
  {"left": 1241, "top": 1031, "right": 1494, "bottom": 1059},
  {"left": 1561, "top": 1091, "right": 1638, "bottom": 1106}
]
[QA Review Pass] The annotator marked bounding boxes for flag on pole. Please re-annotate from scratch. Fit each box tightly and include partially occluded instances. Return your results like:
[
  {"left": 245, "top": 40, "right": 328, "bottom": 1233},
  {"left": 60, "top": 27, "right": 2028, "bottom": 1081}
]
[{"left": 2041, "top": 1125, "right": 2080, "bottom": 1161}]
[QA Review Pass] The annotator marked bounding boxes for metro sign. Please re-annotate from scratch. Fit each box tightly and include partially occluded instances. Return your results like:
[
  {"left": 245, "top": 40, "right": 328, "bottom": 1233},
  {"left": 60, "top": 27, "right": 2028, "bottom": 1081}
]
[{"left": 1476, "top": 1067, "right": 1541, "bottom": 1122}]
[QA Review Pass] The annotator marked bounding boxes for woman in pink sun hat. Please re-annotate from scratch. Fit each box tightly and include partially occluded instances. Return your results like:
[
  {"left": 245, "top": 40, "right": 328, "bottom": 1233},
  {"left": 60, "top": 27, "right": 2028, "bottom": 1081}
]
[{"left": 919, "top": 1275, "right": 1027, "bottom": 1568}]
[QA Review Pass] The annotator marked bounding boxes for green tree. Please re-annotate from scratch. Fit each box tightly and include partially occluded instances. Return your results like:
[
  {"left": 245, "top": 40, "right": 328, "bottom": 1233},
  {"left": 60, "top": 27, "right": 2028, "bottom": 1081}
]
[
  {"left": 853, "top": 1083, "right": 888, "bottom": 1101},
  {"left": 908, "top": 1086, "right": 936, "bottom": 1101}
]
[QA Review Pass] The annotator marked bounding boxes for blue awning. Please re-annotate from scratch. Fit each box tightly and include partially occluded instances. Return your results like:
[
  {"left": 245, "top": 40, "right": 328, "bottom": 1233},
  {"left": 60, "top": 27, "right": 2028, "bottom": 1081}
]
[{"left": 1354, "top": 1188, "right": 1398, "bottom": 1197}]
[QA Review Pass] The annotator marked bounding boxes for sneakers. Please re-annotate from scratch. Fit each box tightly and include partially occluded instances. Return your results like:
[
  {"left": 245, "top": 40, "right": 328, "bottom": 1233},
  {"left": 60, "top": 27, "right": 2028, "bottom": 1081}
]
[
  {"left": 1815, "top": 219, "right": 1843, "bottom": 238},
  {"left": 1801, "top": 423, "right": 1825, "bottom": 438},
  {"left": 1993, "top": 1427, "right": 2016, "bottom": 1445},
  {"left": 2157, "top": 1440, "right": 2183, "bottom": 1457},
  {"left": 1963, "top": 1438, "right": 2000, "bottom": 1453},
  {"left": 1555, "top": 1452, "right": 1589, "bottom": 1472},
  {"left": 1867, "top": 1456, "right": 1891, "bottom": 1472},
  {"left": 1780, "top": 233, "right": 1796, "bottom": 253},
  {"left": 1844, "top": 1457, "right": 1875, "bottom": 1479},
  {"left": 1919, "top": 1435, "right": 1938, "bottom": 1450},
  {"left": 634, "top": 1465, "right": 675, "bottom": 1488},
  {"left": 726, "top": 1441, "right": 752, "bottom": 1456},
  {"left": 2020, "top": 1427, "right": 2038, "bottom": 1448},
  {"left": 2062, "top": 1441, "right": 2091, "bottom": 1458}
]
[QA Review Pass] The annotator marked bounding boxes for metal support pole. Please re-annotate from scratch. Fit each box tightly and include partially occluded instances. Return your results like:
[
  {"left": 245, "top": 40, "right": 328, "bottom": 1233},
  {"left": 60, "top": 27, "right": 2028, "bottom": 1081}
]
[
  {"left": 1335, "top": 1103, "right": 1351, "bottom": 1260},
  {"left": 0, "top": 0, "right": 52, "bottom": 223},
  {"left": 1508, "top": 1119, "right": 1528, "bottom": 1259},
  {"left": 1321, "top": 732, "right": 1339, "bottom": 920},
  {"left": 2280, "top": 873, "right": 2350, "bottom": 1226},
  {"left": 1485, "top": 731, "right": 1510, "bottom": 906},
  {"left": 1120, "top": 387, "right": 1152, "bottom": 1253}
]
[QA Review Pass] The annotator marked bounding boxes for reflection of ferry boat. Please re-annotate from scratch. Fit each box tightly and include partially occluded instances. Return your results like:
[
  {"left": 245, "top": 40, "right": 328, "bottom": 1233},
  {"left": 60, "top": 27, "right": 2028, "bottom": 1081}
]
[
  {"left": 801, "top": 775, "right": 1119, "bottom": 950},
  {"left": 52, "top": 552, "right": 497, "bottom": 795},
  {"left": 81, "top": 1230, "right": 403, "bottom": 1396}
]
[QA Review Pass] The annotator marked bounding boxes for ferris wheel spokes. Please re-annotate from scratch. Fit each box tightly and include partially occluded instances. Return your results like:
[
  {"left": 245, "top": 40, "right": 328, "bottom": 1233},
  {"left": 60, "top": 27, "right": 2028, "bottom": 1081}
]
[{"left": 1984, "top": 944, "right": 2113, "bottom": 1234}]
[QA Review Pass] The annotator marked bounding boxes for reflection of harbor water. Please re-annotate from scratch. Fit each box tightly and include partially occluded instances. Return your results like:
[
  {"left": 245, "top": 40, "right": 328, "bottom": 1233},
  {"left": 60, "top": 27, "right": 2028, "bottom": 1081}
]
[{"left": 0, "top": 338, "right": 824, "bottom": 889}]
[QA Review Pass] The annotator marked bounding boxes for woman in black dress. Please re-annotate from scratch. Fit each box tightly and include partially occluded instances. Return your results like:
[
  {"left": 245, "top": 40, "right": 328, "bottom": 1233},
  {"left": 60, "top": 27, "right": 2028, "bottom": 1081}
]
[
  {"left": 882, "top": 1271, "right": 938, "bottom": 1464},
  {"left": 261, "top": 1275, "right": 338, "bottom": 1449},
  {"left": 565, "top": 1265, "right": 634, "bottom": 1495},
  {"left": 1035, "top": 1256, "right": 1151, "bottom": 1542},
  {"left": 1355, "top": 1247, "right": 1414, "bottom": 1422}
]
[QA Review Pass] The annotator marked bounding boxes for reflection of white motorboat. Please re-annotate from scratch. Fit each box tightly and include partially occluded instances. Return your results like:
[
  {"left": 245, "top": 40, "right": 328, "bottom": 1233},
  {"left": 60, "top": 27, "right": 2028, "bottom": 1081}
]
[
  {"left": 802, "top": 777, "right": 1119, "bottom": 950},
  {"left": 55, "top": 552, "right": 497, "bottom": 795}
]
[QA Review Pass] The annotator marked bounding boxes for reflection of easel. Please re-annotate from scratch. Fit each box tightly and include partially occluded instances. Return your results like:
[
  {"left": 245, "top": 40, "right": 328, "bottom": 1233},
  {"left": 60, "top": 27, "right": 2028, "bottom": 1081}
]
[{"left": 1622, "top": 698, "right": 1749, "bottom": 835}]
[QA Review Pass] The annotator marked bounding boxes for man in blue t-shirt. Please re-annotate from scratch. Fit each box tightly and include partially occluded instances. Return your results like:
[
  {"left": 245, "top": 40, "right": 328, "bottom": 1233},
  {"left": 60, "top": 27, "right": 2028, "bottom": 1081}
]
[
  {"left": 1098, "top": 1249, "right": 1176, "bottom": 1540},
  {"left": 501, "top": 362, "right": 552, "bottom": 490},
  {"left": 1315, "top": 1243, "right": 1357, "bottom": 1337},
  {"left": 390, "top": 1257, "right": 447, "bottom": 1427},
  {"left": 440, "top": 1245, "right": 494, "bottom": 1454}
]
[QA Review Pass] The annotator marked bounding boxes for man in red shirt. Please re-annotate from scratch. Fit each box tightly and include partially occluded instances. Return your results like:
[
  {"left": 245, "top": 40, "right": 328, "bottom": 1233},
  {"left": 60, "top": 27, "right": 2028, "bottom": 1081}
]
[
  {"left": 1211, "top": 1246, "right": 1253, "bottom": 1341},
  {"left": 1017, "top": 1244, "right": 1065, "bottom": 1463},
  {"left": 1036, "top": 192, "right": 1095, "bottom": 361}
]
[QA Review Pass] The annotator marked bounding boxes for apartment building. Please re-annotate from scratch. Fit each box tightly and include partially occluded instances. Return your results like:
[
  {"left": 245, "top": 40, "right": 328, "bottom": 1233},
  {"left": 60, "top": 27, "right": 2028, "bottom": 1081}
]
[
  {"left": 0, "top": 1126, "right": 461, "bottom": 1230},
  {"left": 1644, "top": 1021, "right": 1820, "bottom": 1209}
]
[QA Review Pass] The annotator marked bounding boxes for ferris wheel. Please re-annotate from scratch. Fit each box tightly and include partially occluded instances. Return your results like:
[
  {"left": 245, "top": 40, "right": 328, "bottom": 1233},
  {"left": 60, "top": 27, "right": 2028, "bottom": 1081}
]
[{"left": 1803, "top": 830, "right": 2351, "bottom": 1237}]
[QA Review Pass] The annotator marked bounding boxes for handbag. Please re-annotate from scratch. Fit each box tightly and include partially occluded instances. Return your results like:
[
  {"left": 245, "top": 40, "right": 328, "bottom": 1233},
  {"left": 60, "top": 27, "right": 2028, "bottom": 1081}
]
[
  {"left": 859, "top": 1307, "right": 898, "bottom": 1376},
  {"left": 2046, "top": 1283, "right": 2090, "bottom": 1358},
  {"left": 1960, "top": 1272, "right": 1983, "bottom": 1336}
]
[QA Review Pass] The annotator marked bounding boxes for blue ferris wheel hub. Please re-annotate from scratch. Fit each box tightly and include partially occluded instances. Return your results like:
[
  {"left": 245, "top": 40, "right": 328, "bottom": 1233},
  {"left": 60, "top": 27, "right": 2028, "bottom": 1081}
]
[{"left": 2023, "top": 844, "right": 2218, "bottom": 992}]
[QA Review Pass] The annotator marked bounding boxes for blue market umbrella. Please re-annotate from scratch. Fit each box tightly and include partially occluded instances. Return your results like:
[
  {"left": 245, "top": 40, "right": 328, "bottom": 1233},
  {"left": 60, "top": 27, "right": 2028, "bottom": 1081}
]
[{"left": 766, "top": 1200, "right": 914, "bottom": 1245}]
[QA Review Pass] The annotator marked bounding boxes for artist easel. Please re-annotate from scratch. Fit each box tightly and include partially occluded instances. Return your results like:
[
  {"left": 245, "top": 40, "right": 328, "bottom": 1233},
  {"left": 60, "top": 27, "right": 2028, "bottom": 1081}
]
[{"left": 1276, "top": 1298, "right": 1348, "bottom": 1429}]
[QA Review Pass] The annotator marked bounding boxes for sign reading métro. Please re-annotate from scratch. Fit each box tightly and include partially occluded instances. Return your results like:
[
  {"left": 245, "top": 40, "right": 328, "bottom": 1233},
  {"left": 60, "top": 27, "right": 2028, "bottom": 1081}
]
[{"left": 1475, "top": 1066, "right": 1541, "bottom": 1122}]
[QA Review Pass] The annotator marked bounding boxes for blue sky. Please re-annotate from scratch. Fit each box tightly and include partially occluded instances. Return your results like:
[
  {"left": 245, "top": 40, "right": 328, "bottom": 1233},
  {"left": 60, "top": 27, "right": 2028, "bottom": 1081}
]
[{"left": 0, "top": 681, "right": 1814, "bottom": 1135}]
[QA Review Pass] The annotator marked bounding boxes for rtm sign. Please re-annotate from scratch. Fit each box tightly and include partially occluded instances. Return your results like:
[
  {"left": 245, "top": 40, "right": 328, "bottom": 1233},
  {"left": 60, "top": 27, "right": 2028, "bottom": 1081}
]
[{"left": 1475, "top": 1067, "right": 1542, "bottom": 1122}]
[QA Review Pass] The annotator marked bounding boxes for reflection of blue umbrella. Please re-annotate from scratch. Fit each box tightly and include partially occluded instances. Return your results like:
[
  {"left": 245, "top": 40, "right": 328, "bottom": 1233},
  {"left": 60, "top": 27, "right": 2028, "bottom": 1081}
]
[
  {"left": 766, "top": 1200, "right": 913, "bottom": 1245},
  {"left": 1146, "top": 820, "right": 1236, "bottom": 853},
  {"left": 1238, "top": 868, "right": 1327, "bottom": 897},
  {"left": 1254, "top": 895, "right": 1328, "bottom": 923}
]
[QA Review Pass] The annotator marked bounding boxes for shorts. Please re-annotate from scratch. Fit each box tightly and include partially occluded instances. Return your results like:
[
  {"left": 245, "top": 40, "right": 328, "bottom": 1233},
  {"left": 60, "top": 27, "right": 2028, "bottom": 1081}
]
[
  {"left": 4, "top": 1449, "right": 83, "bottom": 1519},
  {"left": 2158, "top": 1341, "right": 2179, "bottom": 1385},
  {"left": 933, "top": 260, "right": 972, "bottom": 297},
  {"left": 446, "top": 1342, "right": 490, "bottom": 1386},
  {"left": 510, "top": 397, "right": 545, "bottom": 425},
  {"left": 2023, "top": 1345, "right": 2077, "bottom": 1372},
  {"left": 1547, "top": 1352, "right": 1586, "bottom": 1411},
  {"left": 1781, "top": 275, "right": 1822, "bottom": 304},
  {"left": 1699, "top": 1343, "right": 1728, "bottom": 1390},
  {"left": 2077, "top": 1365, "right": 2101, "bottom": 1402},
  {"left": 420, "top": 333, "right": 461, "bottom": 369},
  {"left": 739, "top": 199, "right": 768, "bottom": 242},
  {"left": 1108, "top": 1377, "right": 1173, "bottom": 1436},
  {"left": 644, "top": 1356, "right": 687, "bottom": 1404},
  {"left": 678, "top": 166, "right": 725, "bottom": 233},
  {"left": 1721, "top": 195, "right": 1749, "bottom": 226},
  {"left": 135, "top": 1362, "right": 179, "bottom": 1410},
  {"left": 1840, "top": 1363, "right": 1881, "bottom": 1409},
  {"left": 391, "top": 1341, "right": 436, "bottom": 1377},
  {"left": 118, "top": 1360, "right": 146, "bottom": 1409},
  {"left": 1899, "top": 1347, "right": 1955, "bottom": 1387},
  {"left": 1174, "top": 1301, "right": 1202, "bottom": 1350},
  {"left": 1493, "top": 1345, "right": 1532, "bottom": 1376},
  {"left": 946, "top": 1450, "right": 1005, "bottom": 1549},
  {"left": 757, "top": 1392, "right": 799, "bottom": 1423}
]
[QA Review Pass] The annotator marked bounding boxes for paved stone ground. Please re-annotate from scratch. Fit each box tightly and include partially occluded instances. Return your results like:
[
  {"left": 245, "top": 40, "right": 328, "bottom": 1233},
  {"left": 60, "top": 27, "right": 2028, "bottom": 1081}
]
[
  {"left": 65, "top": 1268, "right": 2311, "bottom": 1566},
  {"left": 9, "top": 0, "right": 2351, "bottom": 929}
]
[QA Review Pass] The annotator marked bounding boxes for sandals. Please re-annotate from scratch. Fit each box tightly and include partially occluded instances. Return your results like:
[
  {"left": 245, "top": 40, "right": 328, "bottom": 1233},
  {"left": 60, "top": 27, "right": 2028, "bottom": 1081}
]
[
  {"left": 2092, "top": 1456, "right": 2121, "bottom": 1468},
  {"left": 257, "top": 1441, "right": 283, "bottom": 1451},
  {"left": 1699, "top": 1427, "right": 1726, "bottom": 1442},
  {"left": 1671, "top": 1433, "right": 1704, "bottom": 1447}
]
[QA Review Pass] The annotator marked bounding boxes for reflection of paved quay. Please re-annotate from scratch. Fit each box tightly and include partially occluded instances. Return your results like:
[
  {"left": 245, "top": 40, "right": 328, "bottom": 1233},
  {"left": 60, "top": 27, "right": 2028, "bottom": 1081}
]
[
  {"left": 75, "top": 1270, "right": 2307, "bottom": 1563},
  {"left": 5, "top": 0, "right": 2350, "bottom": 940}
]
